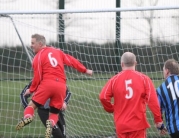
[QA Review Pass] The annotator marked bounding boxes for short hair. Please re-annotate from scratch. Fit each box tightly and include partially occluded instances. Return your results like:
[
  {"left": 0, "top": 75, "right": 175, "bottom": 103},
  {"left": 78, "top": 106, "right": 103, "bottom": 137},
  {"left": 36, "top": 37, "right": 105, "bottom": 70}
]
[
  {"left": 164, "top": 59, "right": 179, "bottom": 75},
  {"left": 121, "top": 52, "right": 136, "bottom": 67},
  {"left": 31, "top": 34, "right": 46, "bottom": 45}
]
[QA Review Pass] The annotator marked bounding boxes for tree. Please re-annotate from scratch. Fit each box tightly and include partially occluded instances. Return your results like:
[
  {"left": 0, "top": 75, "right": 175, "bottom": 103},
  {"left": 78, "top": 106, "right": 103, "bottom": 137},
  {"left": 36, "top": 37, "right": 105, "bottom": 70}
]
[{"left": 134, "top": 0, "right": 160, "bottom": 71}]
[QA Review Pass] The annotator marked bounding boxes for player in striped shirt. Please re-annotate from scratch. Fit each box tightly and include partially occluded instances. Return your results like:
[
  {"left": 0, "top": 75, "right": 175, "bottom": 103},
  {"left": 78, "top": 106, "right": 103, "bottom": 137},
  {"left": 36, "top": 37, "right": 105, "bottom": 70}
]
[
  {"left": 99, "top": 52, "right": 166, "bottom": 138},
  {"left": 156, "top": 59, "right": 179, "bottom": 138}
]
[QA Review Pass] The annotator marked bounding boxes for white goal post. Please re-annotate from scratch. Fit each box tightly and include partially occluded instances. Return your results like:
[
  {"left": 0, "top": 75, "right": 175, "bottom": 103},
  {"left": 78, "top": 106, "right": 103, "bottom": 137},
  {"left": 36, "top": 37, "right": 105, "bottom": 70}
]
[{"left": 0, "top": 6, "right": 179, "bottom": 138}]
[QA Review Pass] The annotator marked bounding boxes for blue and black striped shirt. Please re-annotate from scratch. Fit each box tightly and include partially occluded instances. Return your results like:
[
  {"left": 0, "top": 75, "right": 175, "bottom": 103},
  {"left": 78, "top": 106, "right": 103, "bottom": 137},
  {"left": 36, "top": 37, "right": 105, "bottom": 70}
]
[{"left": 156, "top": 75, "right": 179, "bottom": 134}]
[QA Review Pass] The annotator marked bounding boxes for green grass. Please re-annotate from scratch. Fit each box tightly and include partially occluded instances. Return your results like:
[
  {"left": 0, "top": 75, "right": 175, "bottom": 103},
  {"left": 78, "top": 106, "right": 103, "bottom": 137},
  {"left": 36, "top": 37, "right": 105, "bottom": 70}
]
[{"left": 0, "top": 74, "right": 170, "bottom": 138}]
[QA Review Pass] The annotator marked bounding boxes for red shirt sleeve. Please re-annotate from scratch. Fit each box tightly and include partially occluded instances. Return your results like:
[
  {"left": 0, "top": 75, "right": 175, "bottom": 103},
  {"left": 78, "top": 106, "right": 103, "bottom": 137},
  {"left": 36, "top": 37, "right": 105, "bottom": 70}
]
[
  {"left": 145, "top": 76, "right": 163, "bottom": 123},
  {"left": 29, "top": 54, "right": 42, "bottom": 92},
  {"left": 99, "top": 78, "right": 114, "bottom": 113},
  {"left": 59, "top": 49, "right": 87, "bottom": 73}
]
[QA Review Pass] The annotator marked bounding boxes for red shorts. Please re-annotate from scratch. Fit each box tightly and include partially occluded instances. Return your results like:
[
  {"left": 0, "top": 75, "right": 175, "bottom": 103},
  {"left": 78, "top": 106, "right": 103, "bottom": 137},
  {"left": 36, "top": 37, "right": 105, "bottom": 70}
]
[
  {"left": 117, "top": 129, "right": 146, "bottom": 138},
  {"left": 32, "top": 79, "right": 66, "bottom": 110}
]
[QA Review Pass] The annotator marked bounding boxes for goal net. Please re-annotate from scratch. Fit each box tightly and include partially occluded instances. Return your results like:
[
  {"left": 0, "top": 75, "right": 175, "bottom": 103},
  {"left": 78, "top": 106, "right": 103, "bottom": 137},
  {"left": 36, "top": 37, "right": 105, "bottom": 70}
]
[{"left": 0, "top": 7, "right": 178, "bottom": 138}]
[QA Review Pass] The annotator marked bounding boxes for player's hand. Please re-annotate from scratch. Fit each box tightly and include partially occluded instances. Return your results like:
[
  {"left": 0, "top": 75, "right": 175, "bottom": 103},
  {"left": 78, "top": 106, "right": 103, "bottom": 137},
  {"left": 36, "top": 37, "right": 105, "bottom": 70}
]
[
  {"left": 24, "top": 89, "right": 31, "bottom": 96},
  {"left": 86, "top": 69, "right": 93, "bottom": 76},
  {"left": 156, "top": 123, "right": 168, "bottom": 135},
  {"left": 159, "top": 127, "right": 168, "bottom": 135},
  {"left": 61, "top": 102, "right": 67, "bottom": 111}
]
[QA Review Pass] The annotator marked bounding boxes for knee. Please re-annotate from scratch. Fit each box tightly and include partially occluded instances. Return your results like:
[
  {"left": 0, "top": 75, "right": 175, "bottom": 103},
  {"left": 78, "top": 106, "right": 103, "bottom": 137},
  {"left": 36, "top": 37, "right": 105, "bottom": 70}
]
[{"left": 28, "top": 100, "right": 37, "bottom": 110}]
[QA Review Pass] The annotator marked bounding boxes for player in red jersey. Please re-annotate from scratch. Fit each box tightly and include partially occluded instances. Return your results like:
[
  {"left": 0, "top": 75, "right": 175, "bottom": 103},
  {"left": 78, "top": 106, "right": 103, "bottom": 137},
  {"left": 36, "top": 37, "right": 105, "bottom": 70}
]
[
  {"left": 16, "top": 34, "right": 93, "bottom": 138},
  {"left": 99, "top": 52, "right": 167, "bottom": 138}
]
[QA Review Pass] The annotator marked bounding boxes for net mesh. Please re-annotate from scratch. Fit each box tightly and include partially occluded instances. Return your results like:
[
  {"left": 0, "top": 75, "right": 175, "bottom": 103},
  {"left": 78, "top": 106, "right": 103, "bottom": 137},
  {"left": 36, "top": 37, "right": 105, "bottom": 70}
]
[{"left": 0, "top": 9, "right": 178, "bottom": 138}]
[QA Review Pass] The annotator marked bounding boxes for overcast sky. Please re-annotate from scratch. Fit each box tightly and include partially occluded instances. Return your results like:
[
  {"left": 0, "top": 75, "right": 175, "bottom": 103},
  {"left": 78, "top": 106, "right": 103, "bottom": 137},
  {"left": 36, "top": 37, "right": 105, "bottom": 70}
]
[{"left": 0, "top": 0, "right": 179, "bottom": 46}]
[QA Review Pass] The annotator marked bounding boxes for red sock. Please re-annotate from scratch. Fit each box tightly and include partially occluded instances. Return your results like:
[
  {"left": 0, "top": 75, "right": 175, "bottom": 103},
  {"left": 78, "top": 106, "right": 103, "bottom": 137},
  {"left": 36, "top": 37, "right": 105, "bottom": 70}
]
[
  {"left": 49, "top": 113, "right": 59, "bottom": 127},
  {"left": 24, "top": 106, "right": 34, "bottom": 118}
]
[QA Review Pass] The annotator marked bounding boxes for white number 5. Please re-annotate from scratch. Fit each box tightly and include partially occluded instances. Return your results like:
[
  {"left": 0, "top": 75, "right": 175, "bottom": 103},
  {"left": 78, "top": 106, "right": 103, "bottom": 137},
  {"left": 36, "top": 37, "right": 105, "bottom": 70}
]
[
  {"left": 48, "top": 52, "right": 58, "bottom": 67},
  {"left": 125, "top": 79, "right": 133, "bottom": 99}
]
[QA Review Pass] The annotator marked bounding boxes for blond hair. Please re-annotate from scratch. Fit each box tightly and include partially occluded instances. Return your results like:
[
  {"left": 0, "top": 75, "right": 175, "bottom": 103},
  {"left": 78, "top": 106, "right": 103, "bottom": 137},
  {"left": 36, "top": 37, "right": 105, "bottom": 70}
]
[{"left": 31, "top": 34, "right": 46, "bottom": 45}]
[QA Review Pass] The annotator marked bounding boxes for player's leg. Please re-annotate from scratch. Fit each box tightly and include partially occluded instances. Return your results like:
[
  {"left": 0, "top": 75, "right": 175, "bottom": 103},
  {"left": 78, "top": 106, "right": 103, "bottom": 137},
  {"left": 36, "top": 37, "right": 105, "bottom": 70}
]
[
  {"left": 57, "top": 111, "right": 66, "bottom": 138},
  {"left": 44, "top": 80, "right": 66, "bottom": 138},
  {"left": 52, "top": 125, "right": 64, "bottom": 138},
  {"left": 37, "top": 108, "right": 49, "bottom": 126},
  {"left": 45, "top": 109, "right": 59, "bottom": 138},
  {"left": 38, "top": 108, "right": 64, "bottom": 138},
  {"left": 45, "top": 95, "right": 66, "bottom": 138},
  {"left": 16, "top": 100, "right": 37, "bottom": 130},
  {"left": 16, "top": 81, "right": 52, "bottom": 130}
]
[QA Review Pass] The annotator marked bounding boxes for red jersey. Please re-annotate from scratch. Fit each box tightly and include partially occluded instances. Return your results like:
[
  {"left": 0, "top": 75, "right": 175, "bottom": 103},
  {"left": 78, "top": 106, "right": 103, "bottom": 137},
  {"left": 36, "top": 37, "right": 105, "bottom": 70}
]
[
  {"left": 99, "top": 70, "right": 162, "bottom": 134},
  {"left": 30, "top": 47, "right": 86, "bottom": 92}
]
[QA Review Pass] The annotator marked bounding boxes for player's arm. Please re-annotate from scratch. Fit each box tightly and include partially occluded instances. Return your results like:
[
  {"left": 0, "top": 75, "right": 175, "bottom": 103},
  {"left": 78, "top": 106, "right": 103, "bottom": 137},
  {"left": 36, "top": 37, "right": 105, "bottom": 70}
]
[
  {"left": 61, "top": 86, "right": 72, "bottom": 111},
  {"left": 20, "top": 81, "right": 32, "bottom": 109},
  {"left": 99, "top": 78, "right": 114, "bottom": 113},
  {"left": 64, "top": 86, "right": 72, "bottom": 105},
  {"left": 145, "top": 77, "right": 166, "bottom": 132},
  {"left": 59, "top": 50, "right": 92, "bottom": 75},
  {"left": 29, "top": 56, "right": 42, "bottom": 92},
  {"left": 144, "top": 76, "right": 162, "bottom": 123},
  {"left": 156, "top": 88, "right": 165, "bottom": 120}
]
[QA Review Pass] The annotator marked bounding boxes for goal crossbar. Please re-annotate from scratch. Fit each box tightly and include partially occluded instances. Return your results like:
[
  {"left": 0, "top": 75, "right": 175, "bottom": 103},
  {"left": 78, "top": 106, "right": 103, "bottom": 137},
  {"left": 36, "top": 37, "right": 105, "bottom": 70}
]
[{"left": 0, "top": 5, "right": 179, "bottom": 14}]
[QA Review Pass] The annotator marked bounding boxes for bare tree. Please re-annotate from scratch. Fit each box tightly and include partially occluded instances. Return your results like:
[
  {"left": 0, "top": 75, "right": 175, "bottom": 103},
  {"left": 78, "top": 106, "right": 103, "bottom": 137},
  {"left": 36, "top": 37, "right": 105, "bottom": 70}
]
[{"left": 134, "top": 0, "right": 160, "bottom": 71}]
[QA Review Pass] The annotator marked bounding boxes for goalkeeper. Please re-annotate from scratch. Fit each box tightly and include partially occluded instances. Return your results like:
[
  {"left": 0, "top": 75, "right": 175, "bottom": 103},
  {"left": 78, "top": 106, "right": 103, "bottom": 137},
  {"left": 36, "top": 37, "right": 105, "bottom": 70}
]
[{"left": 20, "top": 80, "right": 71, "bottom": 138}]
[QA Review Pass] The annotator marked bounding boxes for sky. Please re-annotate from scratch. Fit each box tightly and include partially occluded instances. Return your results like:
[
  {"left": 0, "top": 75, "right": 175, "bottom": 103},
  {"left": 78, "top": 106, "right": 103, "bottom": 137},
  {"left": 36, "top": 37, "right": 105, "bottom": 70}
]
[{"left": 0, "top": 0, "right": 179, "bottom": 46}]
